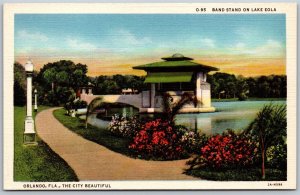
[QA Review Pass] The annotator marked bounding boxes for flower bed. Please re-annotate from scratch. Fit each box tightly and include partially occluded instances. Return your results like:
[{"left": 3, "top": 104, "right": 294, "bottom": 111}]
[
  {"left": 128, "top": 119, "right": 205, "bottom": 160},
  {"left": 187, "top": 130, "right": 259, "bottom": 170},
  {"left": 108, "top": 115, "right": 141, "bottom": 138}
]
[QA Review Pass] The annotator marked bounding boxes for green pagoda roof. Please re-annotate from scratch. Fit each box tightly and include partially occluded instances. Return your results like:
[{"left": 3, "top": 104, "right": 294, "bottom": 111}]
[
  {"left": 133, "top": 54, "right": 219, "bottom": 72},
  {"left": 144, "top": 72, "right": 193, "bottom": 83}
]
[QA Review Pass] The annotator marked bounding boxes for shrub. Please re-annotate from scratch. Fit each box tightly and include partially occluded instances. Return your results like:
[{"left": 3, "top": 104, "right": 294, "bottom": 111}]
[
  {"left": 187, "top": 130, "right": 259, "bottom": 170},
  {"left": 237, "top": 92, "right": 248, "bottom": 101},
  {"left": 108, "top": 115, "right": 141, "bottom": 138},
  {"left": 177, "top": 125, "right": 208, "bottom": 154},
  {"left": 266, "top": 143, "right": 287, "bottom": 169},
  {"left": 73, "top": 100, "right": 87, "bottom": 110},
  {"left": 128, "top": 119, "right": 205, "bottom": 160},
  {"left": 65, "top": 99, "right": 87, "bottom": 113},
  {"left": 245, "top": 104, "right": 286, "bottom": 179}
]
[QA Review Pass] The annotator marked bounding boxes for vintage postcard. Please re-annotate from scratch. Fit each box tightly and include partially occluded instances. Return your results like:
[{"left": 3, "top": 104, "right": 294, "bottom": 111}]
[{"left": 3, "top": 3, "right": 297, "bottom": 190}]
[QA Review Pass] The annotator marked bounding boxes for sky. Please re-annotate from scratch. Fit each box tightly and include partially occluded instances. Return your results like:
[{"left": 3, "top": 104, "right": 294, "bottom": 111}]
[{"left": 15, "top": 14, "right": 286, "bottom": 77}]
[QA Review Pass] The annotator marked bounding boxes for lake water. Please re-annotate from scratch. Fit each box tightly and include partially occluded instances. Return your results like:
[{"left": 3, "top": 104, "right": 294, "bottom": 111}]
[
  {"left": 88, "top": 100, "right": 286, "bottom": 135},
  {"left": 176, "top": 101, "right": 286, "bottom": 135}
]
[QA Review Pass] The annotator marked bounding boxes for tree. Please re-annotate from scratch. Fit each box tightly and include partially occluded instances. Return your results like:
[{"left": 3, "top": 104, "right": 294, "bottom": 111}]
[
  {"left": 162, "top": 92, "right": 194, "bottom": 124},
  {"left": 280, "top": 76, "right": 287, "bottom": 97},
  {"left": 113, "top": 74, "right": 127, "bottom": 89},
  {"left": 207, "top": 75, "right": 219, "bottom": 98},
  {"left": 208, "top": 73, "right": 286, "bottom": 99},
  {"left": 102, "top": 80, "right": 120, "bottom": 94},
  {"left": 131, "top": 75, "right": 146, "bottom": 92},
  {"left": 14, "top": 62, "right": 26, "bottom": 106},
  {"left": 245, "top": 104, "right": 286, "bottom": 179},
  {"left": 91, "top": 74, "right": 146, "bottom": 95},
  {"left": 56, "top": 71, "right": 69, "bottom": 85},
  {"left": 38, "top": 60, "right": 89, "bottom": 105},
  {"left": 246, "top": 77, "right": 257, "bottom": 97},
  {"left": 210, "top": 72, "right": 237, "bottom": 99},
  {"left": 236, "top": 76, "right": 249, "bottom": 101},
  {"left": 14, "top": 62, "right": 26, "bottom": 85},
  {"left": 14, "top": 80, "right": 26, "bottom": 106},
  {"left": 43, "top": 67, "right": 57, "bottom": 91},
  {"left": 70, "top": 63, "right": 89, "bottom": 91}
]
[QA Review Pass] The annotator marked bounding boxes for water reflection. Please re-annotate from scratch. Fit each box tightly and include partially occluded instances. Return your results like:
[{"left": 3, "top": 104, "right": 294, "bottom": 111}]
[
  {"left": 175, "top": 116, "right": 212, "bottom": 135},
  {"left": 175, "top": 101, "right": 286, "bottom": 134}
]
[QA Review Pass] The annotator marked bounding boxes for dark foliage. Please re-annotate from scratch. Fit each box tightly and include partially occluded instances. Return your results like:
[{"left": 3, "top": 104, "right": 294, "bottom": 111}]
[
  {"left": 207, "top": 73, "right": 286, "bottom": 99},
  {"left": 14, "top": 62, "right": 26, "bottom": 106},
  {"left": 244, "top": 104, "right": 287, "bottom": 179},
  {"left": 90, "top": 74, "right": 147, "bottom": 95},
  {"left": 36, "top": 60, "right": 89, "bottom": 106},
  {"left": 14, "top": 81, "right": 26, "bottom": 106}
]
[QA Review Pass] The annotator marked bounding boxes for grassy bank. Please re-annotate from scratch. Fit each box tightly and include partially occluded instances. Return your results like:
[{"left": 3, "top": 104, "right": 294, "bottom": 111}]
[
  {"left": 185, "top": 167, "right": 286, "bottom": 181},
  {"left": 212, "top": 98, "right": 286, "bottom": 102},
  {"left": 53, "top": 108, "right": 132, "bottom": 157},
  {"left": 14, "top": 106, "right": 78, "bottom": 181}
]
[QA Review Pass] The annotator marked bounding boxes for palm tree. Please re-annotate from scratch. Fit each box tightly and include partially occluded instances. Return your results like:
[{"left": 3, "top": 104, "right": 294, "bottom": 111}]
[
  {"left": 43, "top": 68, "right": 57, "bottom": 92},
  {"left": 162, "top": 92, "right": 194, "bottom": 124},
  {"left": 85, "top": 97, "right": 103, "bottom": 128},
  {"left": 245, "top": 104, "right": 286, "bottom": 179}
]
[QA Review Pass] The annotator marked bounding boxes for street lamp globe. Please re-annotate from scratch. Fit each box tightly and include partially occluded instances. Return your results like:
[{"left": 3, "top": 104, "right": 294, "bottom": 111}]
[{"left": 25, "top": 60, "right": 34, "bottom": 73}]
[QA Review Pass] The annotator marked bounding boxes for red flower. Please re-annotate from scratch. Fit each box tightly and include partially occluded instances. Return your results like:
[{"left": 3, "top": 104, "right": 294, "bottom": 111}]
[{"left": 198, "top": 132, "right": 259, "bottom": 169}]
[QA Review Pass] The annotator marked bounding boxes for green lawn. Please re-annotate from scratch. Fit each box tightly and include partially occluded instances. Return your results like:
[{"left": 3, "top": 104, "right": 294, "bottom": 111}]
[
  {"left": 185, "top": 167, "right": 287, "bottom": 181},
  {"left": 14, "top": 106, "right": 78, "bottom": 181},
  {"left": 53, "top": 108, "right": 132, "bottom": 157}
]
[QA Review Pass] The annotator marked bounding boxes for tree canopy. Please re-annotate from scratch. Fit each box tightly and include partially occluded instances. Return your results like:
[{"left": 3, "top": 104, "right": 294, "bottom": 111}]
[
  {"left": 38, "top": 60, "right": 89, "bottom": 92},
  {"left": 14, "top": 62, "right": 26, "bottom": 106},
  {"left": 91, "top": 74, "right": 147, "bottom": 95},
  {"left": 207, "top": 73, "right": 286, "bottom": 99},
  {"left": 35, "top": 60, "right": 89, "bottom": 106}
]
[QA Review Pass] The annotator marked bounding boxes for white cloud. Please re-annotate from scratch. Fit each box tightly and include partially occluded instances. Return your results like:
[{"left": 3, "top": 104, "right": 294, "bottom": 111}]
[
  {"left": 246, "top": 39, "right": 284, "bottom": 56},
  {"left": 235, "top": 27, "right": 259, "bottom": 39},
  {"left": 45, "top": 47, "right": 59, "bottom": 52},
  {"left": 116, "top": 29, "right": 152, "bottom": 46},
  {"left": 199, "top": 38, "right": 215, "bottom": 48},
  {"left": 264, "top": 39, "right": 282, "bottom": 48},
  {"left": 235, "top": 42, "right": 246, "bottom": 49},
  {"left": 227, "top": 42, "right": 246, "bottom": 53},
  {"left": 66, "top": 38, "right": 97, "bottom": 50},
  {"left": 18, "top": 30, "right": 49, "bottom": 42}
]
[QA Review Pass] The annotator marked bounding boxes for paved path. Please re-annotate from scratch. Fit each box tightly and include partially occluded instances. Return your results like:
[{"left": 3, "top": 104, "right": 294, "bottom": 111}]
[{"left": 35, "top": 108, "right": 196, "bottom": 181}]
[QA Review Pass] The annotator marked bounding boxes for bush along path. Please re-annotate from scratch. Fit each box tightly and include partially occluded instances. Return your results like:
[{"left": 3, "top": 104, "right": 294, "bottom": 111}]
[{"left": 35, "top": 107, "right": 196, "bottom": 180}]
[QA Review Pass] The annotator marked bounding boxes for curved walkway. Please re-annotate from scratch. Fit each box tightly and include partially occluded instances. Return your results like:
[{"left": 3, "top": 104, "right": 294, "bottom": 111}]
[{"left": 35, "top": 108, "right": 196, "bottom": 181}]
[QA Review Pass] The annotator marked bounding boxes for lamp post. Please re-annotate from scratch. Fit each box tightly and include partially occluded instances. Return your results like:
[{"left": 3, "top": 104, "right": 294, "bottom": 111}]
[
  {"left": 34, "top": 89, "right": 38, "bottom": 112},
  {"left": 24, "top": 60, "right": 37, "bottom": 145}
]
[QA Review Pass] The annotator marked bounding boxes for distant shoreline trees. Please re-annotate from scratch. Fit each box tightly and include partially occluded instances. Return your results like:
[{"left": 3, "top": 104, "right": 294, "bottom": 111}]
[
  {"left": 207, "top": 73, "right": 286, "bottom": 100},
  {"left": 90, "top": 75, "right": 147, "bottom": 95},
  {"left": 91, "top": 73, "right": 287, "bottom": 100},
  {"left": 13, "top": 60, "right": 287, "bottom": 107}
]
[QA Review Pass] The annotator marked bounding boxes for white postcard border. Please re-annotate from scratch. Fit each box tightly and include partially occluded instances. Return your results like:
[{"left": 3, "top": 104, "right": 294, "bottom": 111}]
[{"left": 3, "top": 3, "right": 297, "bottom": 190}]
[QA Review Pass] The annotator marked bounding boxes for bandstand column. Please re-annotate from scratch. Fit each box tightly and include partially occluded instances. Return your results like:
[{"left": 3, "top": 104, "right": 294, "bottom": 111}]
[
  {"left": 196, "top": 72, "right": 202, "bottom": 107},
  {"left": 150, "top": 83, "right": 156, "bottom": 108}
]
